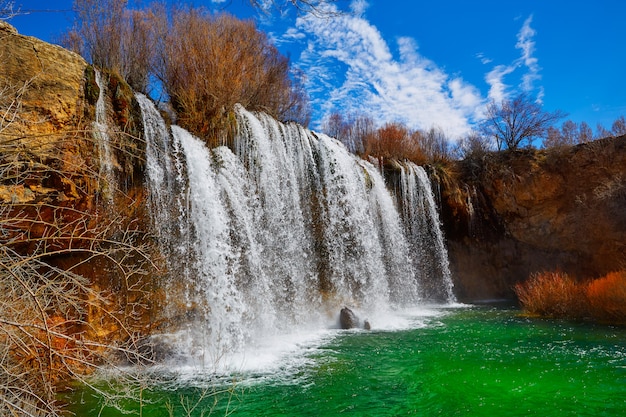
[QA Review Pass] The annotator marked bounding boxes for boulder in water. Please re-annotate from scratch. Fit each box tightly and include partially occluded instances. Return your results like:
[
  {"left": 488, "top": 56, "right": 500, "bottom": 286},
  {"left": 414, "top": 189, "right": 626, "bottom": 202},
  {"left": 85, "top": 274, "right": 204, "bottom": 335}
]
[{"left": 339, "top": 307, "right": 360, "bottom": 329}]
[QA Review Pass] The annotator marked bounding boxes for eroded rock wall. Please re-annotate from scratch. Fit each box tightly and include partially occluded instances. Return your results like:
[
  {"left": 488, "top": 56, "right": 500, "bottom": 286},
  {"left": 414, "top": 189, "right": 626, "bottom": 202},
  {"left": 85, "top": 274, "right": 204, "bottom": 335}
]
[
  {"left": 440, "top": 138, "right": 626, "bottom": 302},
  {"left": 0, "top": 22, "right": 157, "bottom": 344}
]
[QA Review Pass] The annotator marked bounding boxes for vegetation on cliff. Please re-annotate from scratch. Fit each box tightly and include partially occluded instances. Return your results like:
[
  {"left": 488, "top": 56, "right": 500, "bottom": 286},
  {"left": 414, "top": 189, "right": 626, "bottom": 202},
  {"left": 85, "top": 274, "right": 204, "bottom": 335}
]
[
  {"left": 63, "top": 0, "right": 310, "bottom": 146},
  {"left": 1, "top": 20, "right": 163, "bottom": 415}
]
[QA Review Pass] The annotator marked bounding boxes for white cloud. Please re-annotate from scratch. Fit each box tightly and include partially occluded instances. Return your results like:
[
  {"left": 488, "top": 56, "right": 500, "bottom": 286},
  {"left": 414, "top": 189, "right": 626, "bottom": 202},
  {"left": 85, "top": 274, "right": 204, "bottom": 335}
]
[
  {"left": 516, "top": 15, "right": 542, "bottom": 99},
  {"left": 485, "top": 15, "right": 543, "bottom": 103},
  {"left": 486, "top": 64, "right": 516, "bottom": 103},
  {"left": 476, "top": 52, "right": 493, "bottom": 65},
  {"left": 286, "top": 8, "right": 483, "bottom": 139},
  {"left": 350, "top": 0, "right": 369, "bottom": 16}
]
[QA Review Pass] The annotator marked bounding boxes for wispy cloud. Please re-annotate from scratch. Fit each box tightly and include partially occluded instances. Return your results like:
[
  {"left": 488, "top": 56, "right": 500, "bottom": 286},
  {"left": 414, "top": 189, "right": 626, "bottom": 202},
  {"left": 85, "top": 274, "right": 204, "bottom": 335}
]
[
  {"left": 350, "top": 0, "right": 369, "bottom": 16},
  {"left": 485, "top": 15, "right": 543, "bottom": 103},
  {"left": 475, "top": 52, "right": 492, "bottom": 65},
  {"left": 516, "top": 15, "right": 543, "bottom": 101},
  {"left": 486, "top": 64, "right": 516, "bottom": 103},
  {"left": 285, "top": 6, "right": 483, "bottom": 139}
]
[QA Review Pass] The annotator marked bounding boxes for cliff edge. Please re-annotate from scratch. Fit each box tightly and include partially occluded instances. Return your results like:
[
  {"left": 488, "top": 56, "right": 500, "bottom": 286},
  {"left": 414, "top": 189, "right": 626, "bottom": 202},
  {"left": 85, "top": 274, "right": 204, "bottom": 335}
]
[{"left": 441, "top": 138, "right": 626, "bottom": 302}]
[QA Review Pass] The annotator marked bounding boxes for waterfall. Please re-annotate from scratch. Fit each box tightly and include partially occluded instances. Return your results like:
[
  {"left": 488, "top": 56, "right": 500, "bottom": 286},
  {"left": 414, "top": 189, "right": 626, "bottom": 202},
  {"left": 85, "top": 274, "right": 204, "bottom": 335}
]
[
  {"left": 137, "top": 96, "right": 456, "bottom": 364},
  {"left": 92, "top": 69, "right": 115, "bottom": 198},
  {"left": 397, "top": 163, "right": 455, "bottom": 302}
]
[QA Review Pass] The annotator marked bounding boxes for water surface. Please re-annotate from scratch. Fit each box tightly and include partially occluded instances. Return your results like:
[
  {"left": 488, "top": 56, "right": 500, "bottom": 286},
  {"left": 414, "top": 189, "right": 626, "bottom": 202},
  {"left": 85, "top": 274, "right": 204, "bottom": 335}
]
[{"left": 69, "top": 306, "right": 626, "bottom": 416}]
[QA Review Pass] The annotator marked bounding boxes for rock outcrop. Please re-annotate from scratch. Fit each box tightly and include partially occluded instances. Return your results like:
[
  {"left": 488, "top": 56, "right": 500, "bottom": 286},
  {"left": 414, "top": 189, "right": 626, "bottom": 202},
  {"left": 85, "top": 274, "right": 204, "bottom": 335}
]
[
  {"left": 0, "top": 20, "right": 87, "bottom": 137},
  {"left": 0, "top": 22, "right": 156, "bottom": 344},
  {"left": 0, "top": 21, "right": 147, "bottom": 245},
  {"left": 440, "top": 138, "right": 626, "bottom": 302}
]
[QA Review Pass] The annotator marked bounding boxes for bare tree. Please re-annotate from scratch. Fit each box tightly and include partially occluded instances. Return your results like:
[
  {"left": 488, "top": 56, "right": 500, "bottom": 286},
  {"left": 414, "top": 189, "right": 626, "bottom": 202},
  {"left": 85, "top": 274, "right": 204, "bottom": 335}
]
[
  {"left": 420, "top": 126, "right": 452, "bottom": 162},
  {"left": 611, "top": 115, "right": 626, "bottom": 137},
  {"left": 69, "top": 0, "right": 126, "bottom": 71},
  {"left": 348, "top": 114, "right": 375, "bottom": 155},
  {"left": 481, "top": 93, "right": 565, "bottom": 150},
  {"left": 0, "top": 1, "right": 18, "bottom": 20},
  {"left": 63, "top": 0, "right": 156, "bottom": 93},
  {"left": 322, "top": 112, "right": 349, "bottom": 140},
  {"left": 543, "top": 126, "right": 564, "bottom": 149},
  {"left": 454, "top": 130, "right": 493, "bottom": 159},
  {"left": 561, "top": 120, "right": 578, "bottom": 145},
  {"left": 578, "top": 121, "right": 593, "bottom": 143},
  {"left": 596, "top": 123, "right": 611, "bottom": 140}
]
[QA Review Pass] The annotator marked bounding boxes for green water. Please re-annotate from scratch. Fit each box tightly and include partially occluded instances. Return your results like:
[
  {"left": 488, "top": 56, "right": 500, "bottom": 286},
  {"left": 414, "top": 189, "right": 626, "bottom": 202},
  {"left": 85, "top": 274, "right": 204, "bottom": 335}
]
[{"left": 68, "top": 306, "right": 626, "bottom": 416}]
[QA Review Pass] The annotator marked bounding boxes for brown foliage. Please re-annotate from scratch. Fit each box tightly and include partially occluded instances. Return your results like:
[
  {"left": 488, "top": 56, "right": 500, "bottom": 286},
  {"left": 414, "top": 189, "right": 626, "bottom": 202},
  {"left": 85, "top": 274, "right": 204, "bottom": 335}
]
[
  {"left": 363, "top": 122, "right": 426, "bottom": 164},
  {"left": 66, "top": 1, "right": 310, "bottom": 143},
  {"left": 586, "top": 271, "right": 626, "bottom": 325},
  {"left": 514, "top": 270, "right": 587, "bottom": 319},
  {"left": 155, "top": 9, "right": 308, "bottom": 145},
  {"left": 364, "top": 122, "right": 417, "bottom": 161},
  {"left": 516, "top": 269, "right": 626, "bottom": 325}
]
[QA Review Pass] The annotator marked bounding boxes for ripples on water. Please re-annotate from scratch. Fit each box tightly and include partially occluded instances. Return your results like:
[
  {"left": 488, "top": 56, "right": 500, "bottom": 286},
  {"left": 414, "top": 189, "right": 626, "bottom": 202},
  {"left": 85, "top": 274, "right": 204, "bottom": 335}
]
[{"left": 69, "top": 306, "right": 626, "bottom": 416}]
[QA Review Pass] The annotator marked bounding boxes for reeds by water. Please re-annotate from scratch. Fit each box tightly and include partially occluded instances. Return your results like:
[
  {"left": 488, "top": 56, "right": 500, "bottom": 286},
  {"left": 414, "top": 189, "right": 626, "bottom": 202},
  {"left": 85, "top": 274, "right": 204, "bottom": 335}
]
[{"left": 515, "top": 270, "right": 626, "bottom": 325}]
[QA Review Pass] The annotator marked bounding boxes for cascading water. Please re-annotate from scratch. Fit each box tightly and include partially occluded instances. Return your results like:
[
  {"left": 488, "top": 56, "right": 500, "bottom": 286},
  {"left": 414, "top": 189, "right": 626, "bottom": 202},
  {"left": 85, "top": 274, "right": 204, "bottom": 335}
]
[
  {"left": 92, "top": 69, "right": 115, "bottom": 198},
  {"left": 137, "top": 95, "right": 456, "bottom": 367},
  {"left": 396, "top": 162, "right": 455, "bottom": 302}
]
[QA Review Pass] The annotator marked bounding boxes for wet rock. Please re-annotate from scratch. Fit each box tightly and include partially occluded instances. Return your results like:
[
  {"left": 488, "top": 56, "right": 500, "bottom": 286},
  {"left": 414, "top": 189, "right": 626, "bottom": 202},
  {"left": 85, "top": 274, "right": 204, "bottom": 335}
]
[{"left": 339, "top": 307, "right": 360, "bottom": 329}]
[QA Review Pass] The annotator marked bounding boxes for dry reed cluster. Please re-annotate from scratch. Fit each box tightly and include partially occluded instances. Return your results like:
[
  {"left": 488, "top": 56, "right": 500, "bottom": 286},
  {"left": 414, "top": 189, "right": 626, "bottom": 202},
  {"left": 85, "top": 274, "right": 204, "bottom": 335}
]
[{"left": 515, "top": 270, "right": 626, "bottom": 325}]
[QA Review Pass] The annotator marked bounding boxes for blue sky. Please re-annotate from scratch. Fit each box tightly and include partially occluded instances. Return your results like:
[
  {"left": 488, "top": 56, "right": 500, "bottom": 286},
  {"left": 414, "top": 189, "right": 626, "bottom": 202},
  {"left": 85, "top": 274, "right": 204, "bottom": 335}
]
[{"left": 6, "top": 0, "right": 625, "bottom": 140}]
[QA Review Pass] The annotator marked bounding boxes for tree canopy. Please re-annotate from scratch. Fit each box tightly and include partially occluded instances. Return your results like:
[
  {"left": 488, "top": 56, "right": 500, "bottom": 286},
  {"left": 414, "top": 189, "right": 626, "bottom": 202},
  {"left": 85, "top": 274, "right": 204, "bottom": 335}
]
[
  {"left": 64, "top": 0, "right": 310, "bottom": 143},
  {"left": 481, "top": 94, "right": 565, "bottom": 150}
]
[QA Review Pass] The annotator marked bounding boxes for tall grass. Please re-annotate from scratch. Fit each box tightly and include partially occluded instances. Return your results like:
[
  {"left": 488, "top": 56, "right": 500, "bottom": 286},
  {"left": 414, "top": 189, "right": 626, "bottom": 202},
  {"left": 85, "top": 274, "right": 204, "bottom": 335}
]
[
  {"left": 514, "top": 271, "right": 587, "bottom": 319},
  {"left": 515, "top": 270, "right": 626, "bottom": 325},
  {"left": 586, "top": 271, "right": 626, "bottom": 325}
]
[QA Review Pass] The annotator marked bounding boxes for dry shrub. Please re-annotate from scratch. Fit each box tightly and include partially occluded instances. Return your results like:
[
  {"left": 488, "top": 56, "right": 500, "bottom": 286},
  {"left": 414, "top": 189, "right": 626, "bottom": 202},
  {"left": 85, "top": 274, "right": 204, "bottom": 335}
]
[
  {"left": 65, "top": 1, "right": 310, "bottom": 144},
  {"left": 586, "top": 271, "right": 626, "bottom": 325},
  {"left": 155, "top": 8, "right": 308, "bottom": 145},
  {"left": 364, "top": 122, "right": 426, "bottom": 164},
  {"left": 64, "top": 0, "right": 155, "bottom": 93},
  {"left": 514, "top": 270, "right": 587, "bottom": 319}
]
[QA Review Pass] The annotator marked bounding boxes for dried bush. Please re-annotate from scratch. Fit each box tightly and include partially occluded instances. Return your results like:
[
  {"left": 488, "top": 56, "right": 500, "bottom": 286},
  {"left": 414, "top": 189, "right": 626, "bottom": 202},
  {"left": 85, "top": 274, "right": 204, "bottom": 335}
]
[
  {"left": 514, "top": 270, "right": 587, "bottom": 319},
  {"left": 363, "top": 122, "right": 426, "bottom": 164},
  {"left": 63, "top": 0, "right": 156, "bottom": 94},
  {"left": 66, "top": 1, "right": 310, "bottom": 142},
  {"left": 586, "top": 271, "right": 626, "bottom": 325},
  {"left": 155, "top": 8, "right": 308, "bottom": 145},
  {"left": 0, "top": 68, "right": 156, "bottom": 416}
]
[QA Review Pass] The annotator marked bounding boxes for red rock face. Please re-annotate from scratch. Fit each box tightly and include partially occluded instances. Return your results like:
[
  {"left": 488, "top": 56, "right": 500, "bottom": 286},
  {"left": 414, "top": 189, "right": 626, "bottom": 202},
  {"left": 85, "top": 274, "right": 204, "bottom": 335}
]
[{"left": 440, "top": 139, "right": 626, "bottom": 302}]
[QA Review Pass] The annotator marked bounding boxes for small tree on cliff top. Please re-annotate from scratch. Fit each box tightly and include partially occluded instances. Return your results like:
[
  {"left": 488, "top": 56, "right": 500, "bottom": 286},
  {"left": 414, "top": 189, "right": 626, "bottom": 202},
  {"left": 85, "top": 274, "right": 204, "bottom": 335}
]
[
  {"left": 154, "top": 8, "right": 309, "bottom": 144},
  {"left": 67, "top": 0, "right": 310, "bottom": 142},
  {"left": 481, "top": 93, "right": 565, "bottom": 150}
]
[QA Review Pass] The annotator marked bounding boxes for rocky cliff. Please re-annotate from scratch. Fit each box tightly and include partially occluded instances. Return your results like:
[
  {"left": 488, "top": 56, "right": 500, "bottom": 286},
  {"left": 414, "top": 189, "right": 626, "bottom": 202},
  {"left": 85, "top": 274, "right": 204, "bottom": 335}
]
[
  {"left": 440, "top": 138, "right": 626, "bottom": 302},
  {"left": 0, "top": 22, "right": 156, "bottom": 346}
]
